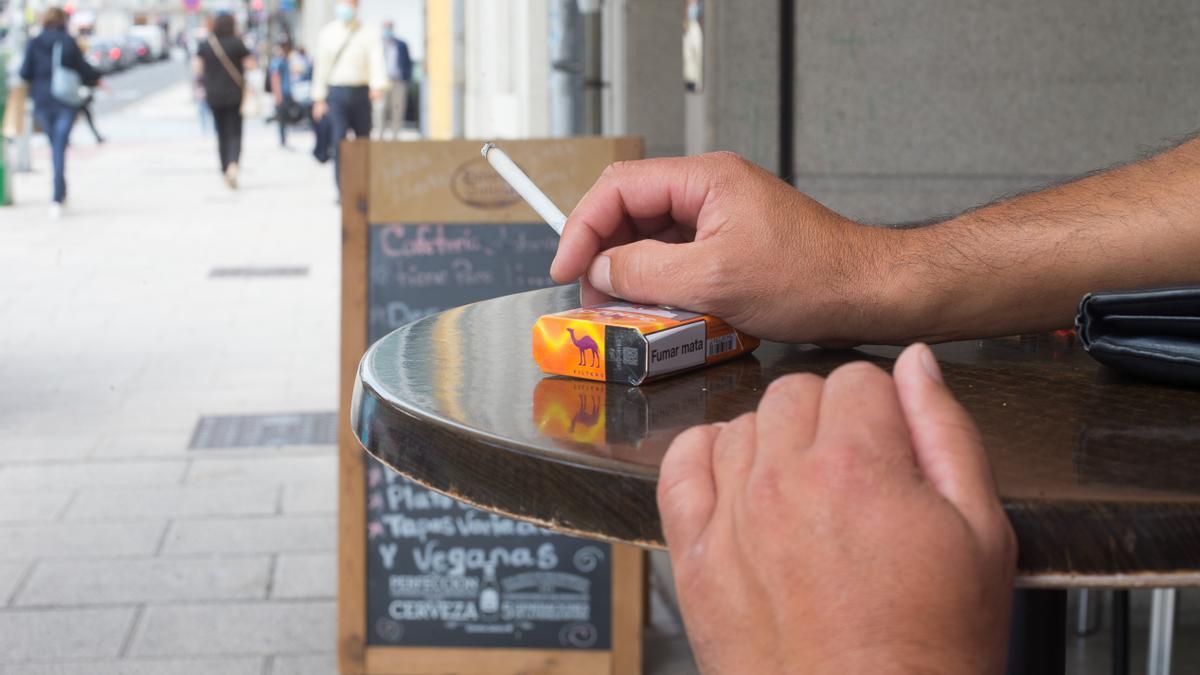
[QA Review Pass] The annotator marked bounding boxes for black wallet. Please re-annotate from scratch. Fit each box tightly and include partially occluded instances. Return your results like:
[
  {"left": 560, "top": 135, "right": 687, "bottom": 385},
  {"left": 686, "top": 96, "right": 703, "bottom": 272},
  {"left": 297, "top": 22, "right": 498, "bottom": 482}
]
[{"left": 1076, "top": 286, "right": 1200, "bottom": 386}]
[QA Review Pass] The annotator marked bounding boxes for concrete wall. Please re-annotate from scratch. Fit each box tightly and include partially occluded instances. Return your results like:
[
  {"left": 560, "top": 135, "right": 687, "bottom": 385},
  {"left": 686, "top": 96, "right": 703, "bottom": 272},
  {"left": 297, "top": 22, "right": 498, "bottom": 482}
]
[
  {"left": 627, "top": 1, "right": 1200, "bottom": 224},
  {"left": 790, "top": 0, "right": 1200, "bottom": 224},
  {"left": 690, "top": 0, "right": 780, "bottom": 172},
  {"left": 619, "top": 1, "right": 685, "bottom": 157}
]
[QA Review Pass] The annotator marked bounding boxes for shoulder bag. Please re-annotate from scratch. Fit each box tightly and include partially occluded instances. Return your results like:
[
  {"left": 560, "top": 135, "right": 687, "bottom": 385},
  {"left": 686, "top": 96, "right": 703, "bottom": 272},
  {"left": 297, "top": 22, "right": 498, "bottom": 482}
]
[{"left": 50, "top": 39, "right": 85, "bottom": 108}]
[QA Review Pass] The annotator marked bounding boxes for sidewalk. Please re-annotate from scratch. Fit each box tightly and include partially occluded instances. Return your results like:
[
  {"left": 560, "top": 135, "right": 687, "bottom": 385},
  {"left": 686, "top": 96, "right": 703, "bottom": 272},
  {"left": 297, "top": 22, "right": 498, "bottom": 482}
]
[{"left": 0, "top": 81, "right": 342, "bottom": 674}]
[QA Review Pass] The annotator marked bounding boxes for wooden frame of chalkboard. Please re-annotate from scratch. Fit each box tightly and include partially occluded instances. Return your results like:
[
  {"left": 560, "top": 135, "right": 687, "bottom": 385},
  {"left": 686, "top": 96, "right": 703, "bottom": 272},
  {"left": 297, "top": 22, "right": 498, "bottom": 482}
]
[{"left": 338, "top": 138, "right": 647, "bottom": 674}]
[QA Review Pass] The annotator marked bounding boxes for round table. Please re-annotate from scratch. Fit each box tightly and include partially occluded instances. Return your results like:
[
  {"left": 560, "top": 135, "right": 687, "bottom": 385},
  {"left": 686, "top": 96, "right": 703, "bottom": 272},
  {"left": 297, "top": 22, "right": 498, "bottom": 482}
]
[{"left": 352, "top": 284, "right": 1200, "bottom": 588}]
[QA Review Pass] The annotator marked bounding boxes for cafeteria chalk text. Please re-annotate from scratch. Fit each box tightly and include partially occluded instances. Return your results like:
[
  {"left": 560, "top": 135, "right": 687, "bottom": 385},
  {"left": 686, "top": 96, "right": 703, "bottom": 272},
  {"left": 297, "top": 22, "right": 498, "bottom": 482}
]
[{"left": 414, "top": 540, "right": 560, "bottom": 575}]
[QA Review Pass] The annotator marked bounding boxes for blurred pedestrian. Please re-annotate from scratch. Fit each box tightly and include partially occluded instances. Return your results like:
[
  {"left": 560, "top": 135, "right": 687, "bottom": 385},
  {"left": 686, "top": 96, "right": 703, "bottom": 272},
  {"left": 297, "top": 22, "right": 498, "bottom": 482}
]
[
  {"left": 194, "top": 13, "right": 256, "bottom": 189},
  {"left": 311, "top": 0, "right": 388, "bottom": 194},
  {"left": 374, "top": 20, "right": 411, "bottom": 140},
  {"left": 19, "top": 7, "right": 102, "bottom": 218},
  {"left": 292, "top": 46, "right": 313, "bottom": 81},
  {"left": 268, "top": 40, "right": 294, "bottom": 148}
]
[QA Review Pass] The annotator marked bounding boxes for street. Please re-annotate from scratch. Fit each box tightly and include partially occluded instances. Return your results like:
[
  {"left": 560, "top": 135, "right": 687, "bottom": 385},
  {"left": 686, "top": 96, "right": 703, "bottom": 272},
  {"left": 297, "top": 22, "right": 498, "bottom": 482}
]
[
  {"left": 0, "top": 74, "right": 342, "bottom": 674},
  {"left": 92, "top": 56, "right": 192, "bottom": 117}
]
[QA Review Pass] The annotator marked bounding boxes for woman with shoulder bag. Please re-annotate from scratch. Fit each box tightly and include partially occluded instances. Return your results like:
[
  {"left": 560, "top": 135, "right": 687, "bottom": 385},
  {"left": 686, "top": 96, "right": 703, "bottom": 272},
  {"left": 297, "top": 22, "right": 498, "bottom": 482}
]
[
  {"left": 19, "top": 7, "right": 101, "bottom": 218},
  {"left": 194, "top": 13, "right": 256, "bottom": 189}
]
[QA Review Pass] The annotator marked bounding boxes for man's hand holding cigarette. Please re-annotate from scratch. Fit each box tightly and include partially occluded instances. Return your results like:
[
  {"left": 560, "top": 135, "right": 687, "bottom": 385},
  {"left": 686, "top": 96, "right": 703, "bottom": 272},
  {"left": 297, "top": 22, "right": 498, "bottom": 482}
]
[{"left": 552, "top": 137, "right": 1200, "bottom": 673}]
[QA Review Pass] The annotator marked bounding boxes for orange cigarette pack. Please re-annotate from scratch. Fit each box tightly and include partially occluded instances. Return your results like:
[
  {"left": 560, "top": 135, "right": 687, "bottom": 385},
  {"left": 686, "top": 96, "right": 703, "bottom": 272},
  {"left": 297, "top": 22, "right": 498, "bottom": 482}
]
[{"left": 532, "top": 303, "right": 760, "bottom": 385}]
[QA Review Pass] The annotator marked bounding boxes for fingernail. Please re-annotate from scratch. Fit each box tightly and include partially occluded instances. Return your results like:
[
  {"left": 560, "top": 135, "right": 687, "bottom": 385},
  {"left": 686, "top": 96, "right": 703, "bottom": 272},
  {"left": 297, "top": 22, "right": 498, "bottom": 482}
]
[
  {"left": 588, "top": 255, "right": 613, "bottom": 296},
  {"left": 917, "top": 344, "right": 944, "bottom": 383}
]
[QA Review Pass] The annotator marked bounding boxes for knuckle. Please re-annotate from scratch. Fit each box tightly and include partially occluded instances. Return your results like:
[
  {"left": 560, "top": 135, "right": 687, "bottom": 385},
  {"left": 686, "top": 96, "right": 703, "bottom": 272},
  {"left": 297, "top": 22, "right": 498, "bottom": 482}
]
[
  {"left": 701, "top": 152, "right": 750, "bottom": 188},
  {"left": 667, "top": 423, "right": 713, "bottom": 454},
  {"left": 807, "top": 441, "right": 863, "bottom": 488},
  {"left": 764, "top": 373, "right": 822, "bottom": 401},
  {"left": 829, "top": 360, "right": 888, "bottom": 386},
  {"left": 706, "top": 150, "right": 745, "bottom": 167},
  {"left": 743, "top": 470, "right": 785, "bottom": 512},
  {"left": 725, "top": 411, "right": 756, "bottom": 436},
  {"left": 711, "top": 413, "right": 754, "bottom": 458},
  {"left": 601, "top": 160, "right": 631, "bottom": 181}
]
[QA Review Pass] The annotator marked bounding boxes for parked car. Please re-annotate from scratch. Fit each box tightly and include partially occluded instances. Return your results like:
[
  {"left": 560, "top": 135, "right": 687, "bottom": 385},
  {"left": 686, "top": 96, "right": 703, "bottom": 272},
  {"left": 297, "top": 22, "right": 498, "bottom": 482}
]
[
  {"left": 85, "top": 39, "right": 121, "bottom": 74},
  {"left": 117, "top": 37, "right": 141, "bottom": 69},
  {"left": 128, "top": 25, "right": 168, "bottom": 61},
  {"left": 127, "top": 36, "right": 154, "bottom": 63}
]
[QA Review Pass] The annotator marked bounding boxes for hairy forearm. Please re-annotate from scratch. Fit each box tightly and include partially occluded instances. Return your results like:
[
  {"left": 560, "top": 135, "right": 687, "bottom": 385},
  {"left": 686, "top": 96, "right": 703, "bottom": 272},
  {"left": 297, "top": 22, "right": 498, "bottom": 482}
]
[{"left": 889, "top": 136, "right": 1200, "bottom": 342}]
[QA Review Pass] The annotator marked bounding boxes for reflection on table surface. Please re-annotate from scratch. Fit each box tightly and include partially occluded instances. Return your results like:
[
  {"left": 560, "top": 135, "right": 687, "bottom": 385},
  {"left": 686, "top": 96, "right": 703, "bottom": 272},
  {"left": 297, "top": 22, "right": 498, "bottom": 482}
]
[{"left": 358, "top": 284, "right": 1200, "bottom": 505}]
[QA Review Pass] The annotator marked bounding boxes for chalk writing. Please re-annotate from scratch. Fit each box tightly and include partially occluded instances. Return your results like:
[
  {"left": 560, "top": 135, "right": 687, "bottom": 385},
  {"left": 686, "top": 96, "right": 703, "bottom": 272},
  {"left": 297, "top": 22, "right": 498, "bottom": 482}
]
[
  {"left": 379, "top": 225, "right": 488, "bottom": 258},
  {"left": 365, "top": 222, "right": 612, "bottom": 649}
]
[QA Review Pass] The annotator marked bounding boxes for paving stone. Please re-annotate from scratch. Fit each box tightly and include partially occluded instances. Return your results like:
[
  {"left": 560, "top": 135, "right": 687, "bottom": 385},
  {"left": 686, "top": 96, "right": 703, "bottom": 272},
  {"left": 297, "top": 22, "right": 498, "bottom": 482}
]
[
  {"left": 184, "top": 454, "right": 335, "bottom": 485},
  {"left": 268, "top": 653, "right": 336, "bottom": 675},
  {"left": 0, "top": 561, "right": 28, "bottom": 604},
  {"left": 0, "top": 80, "right": 343, "bottom": 671},
  {"left": 91, "top": 431, "right": 193, "bottom": 458},
  {"left": 281, "top": 481, "right": 336, "bottom": 514},
  {"left": 271, "top": 552, "right": 334, "bottom": 600},
  {"left": 0, "top": 436, "right": 97, "bottom": 462},
  {"left": 65, "top": 485, "right": 277, "bottom": 520},
  {"left": 0, "top": 607, "right": 136, "bottom": 661},
  {"left": 0, "top": 461, "right": 186, "bottom": 489},
  {"left": 0, "top": 491, "right": 72, "bottom": 523},
  {"left": 0, "top": 657, "right": 264, "bottom": 675},
  {"left": 16, "top": 556, "right": 271, "bottom": 606},
  {"left": 162, "top": 516, "right": 335, "bottom": 555},
  {"left": 0, "top": 521, "right": 165, "bottom": 560},
  {"left": 130, "top": 600, "right": 334, "bottom": 656}
]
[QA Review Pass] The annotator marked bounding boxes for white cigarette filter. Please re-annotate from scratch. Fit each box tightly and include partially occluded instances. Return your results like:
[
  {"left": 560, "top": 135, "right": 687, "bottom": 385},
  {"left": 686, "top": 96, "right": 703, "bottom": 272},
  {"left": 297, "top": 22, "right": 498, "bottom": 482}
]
[{"left": 481, "top": 142, "right": 568, "bottom": 235}]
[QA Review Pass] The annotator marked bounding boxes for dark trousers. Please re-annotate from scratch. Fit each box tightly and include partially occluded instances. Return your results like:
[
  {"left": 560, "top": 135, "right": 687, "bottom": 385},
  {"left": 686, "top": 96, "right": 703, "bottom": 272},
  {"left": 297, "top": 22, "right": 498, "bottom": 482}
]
[
  {"left": 34, "top": 103, "right": 76, "bottom": 204},
  {"left": 275, "top": 102, "right": 289, "bottom": 147},
  {"left": 211, "top": 104, "right": 243, "bottom": 172},
  {"left": 327, "top": 85, "right": 371, "bottom": 191},
  {"left": 80, "top": 100, "right": 103, "bottom": 143}
]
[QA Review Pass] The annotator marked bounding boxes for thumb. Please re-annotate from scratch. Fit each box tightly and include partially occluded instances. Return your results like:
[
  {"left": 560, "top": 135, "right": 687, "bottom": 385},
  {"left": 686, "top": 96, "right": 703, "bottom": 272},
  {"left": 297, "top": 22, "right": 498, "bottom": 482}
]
[
  {"left": 586, "top": 239, "right": 713, "bottom": 310},
  {"left": 893, "top": 343, "right": 1002, "bottom": 532}
]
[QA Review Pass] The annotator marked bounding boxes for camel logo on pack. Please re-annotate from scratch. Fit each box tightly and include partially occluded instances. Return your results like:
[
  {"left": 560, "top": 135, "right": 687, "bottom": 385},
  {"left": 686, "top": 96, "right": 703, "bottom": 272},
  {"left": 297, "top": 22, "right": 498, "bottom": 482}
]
[{"left": 566, "top": 328, "right": 600, "bottom": 368}]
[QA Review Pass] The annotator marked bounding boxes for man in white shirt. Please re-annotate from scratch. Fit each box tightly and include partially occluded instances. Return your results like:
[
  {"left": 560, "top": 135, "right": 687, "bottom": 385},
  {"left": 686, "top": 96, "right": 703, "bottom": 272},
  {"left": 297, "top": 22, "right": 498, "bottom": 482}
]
[{"left": 311, "top": 0, "right": 388, "bottom": 192}]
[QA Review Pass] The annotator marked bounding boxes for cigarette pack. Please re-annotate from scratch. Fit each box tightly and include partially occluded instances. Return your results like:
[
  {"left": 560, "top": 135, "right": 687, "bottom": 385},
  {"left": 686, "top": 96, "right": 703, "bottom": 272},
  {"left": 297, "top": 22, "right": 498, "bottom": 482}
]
[{"left": 532, "top": 303, "right": 760, "bottom": 385}]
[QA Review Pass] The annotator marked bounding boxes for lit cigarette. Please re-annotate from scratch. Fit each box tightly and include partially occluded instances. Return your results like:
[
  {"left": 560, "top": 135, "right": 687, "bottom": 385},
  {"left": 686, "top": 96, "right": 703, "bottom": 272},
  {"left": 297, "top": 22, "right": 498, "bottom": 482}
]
[{"left": 481, "top": 142, "right": 567, "bottom": 236}]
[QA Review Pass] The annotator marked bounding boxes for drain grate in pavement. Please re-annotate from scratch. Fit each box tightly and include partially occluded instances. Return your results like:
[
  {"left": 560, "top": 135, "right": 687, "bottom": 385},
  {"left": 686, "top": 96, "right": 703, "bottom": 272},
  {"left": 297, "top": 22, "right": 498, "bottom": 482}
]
[
  {"left": 208, "top": 266, "right": 309, "bottom": 278},
  {"left": 188, "top": 412, "right": 337, "bottom": 449}
]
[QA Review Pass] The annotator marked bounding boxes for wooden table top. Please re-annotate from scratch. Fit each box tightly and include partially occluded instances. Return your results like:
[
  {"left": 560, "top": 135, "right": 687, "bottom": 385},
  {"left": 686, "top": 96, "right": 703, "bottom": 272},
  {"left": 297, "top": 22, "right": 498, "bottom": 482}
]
[{"left": 352, "top": 285, "right": 1200, "bottom": 587}]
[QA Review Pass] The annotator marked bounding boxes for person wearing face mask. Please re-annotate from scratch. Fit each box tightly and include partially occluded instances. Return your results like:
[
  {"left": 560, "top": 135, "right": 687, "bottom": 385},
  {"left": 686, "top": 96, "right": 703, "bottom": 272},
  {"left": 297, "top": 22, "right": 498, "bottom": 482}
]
[
  {"left": 311, "top": 0, "right": 389, "bottom": 195},
  {"left": 374, "top": 20, "right": 412, "bottom": 140}
]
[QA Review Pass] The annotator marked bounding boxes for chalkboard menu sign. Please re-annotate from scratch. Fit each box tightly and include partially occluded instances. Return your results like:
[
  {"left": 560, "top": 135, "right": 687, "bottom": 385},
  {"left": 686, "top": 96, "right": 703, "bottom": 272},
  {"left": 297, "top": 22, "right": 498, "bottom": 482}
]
[
  {"left": 363, "top": 221, "right": 612, "bottom": 650},
  {"left": 338, "top": 138, "right": 644, "bottom": 675},
  {"left": 363, "top": 456, "right": 613, "bottom": 649},
  {"left": 367, "top": 224, "right": 560, "bottom": 341}
]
